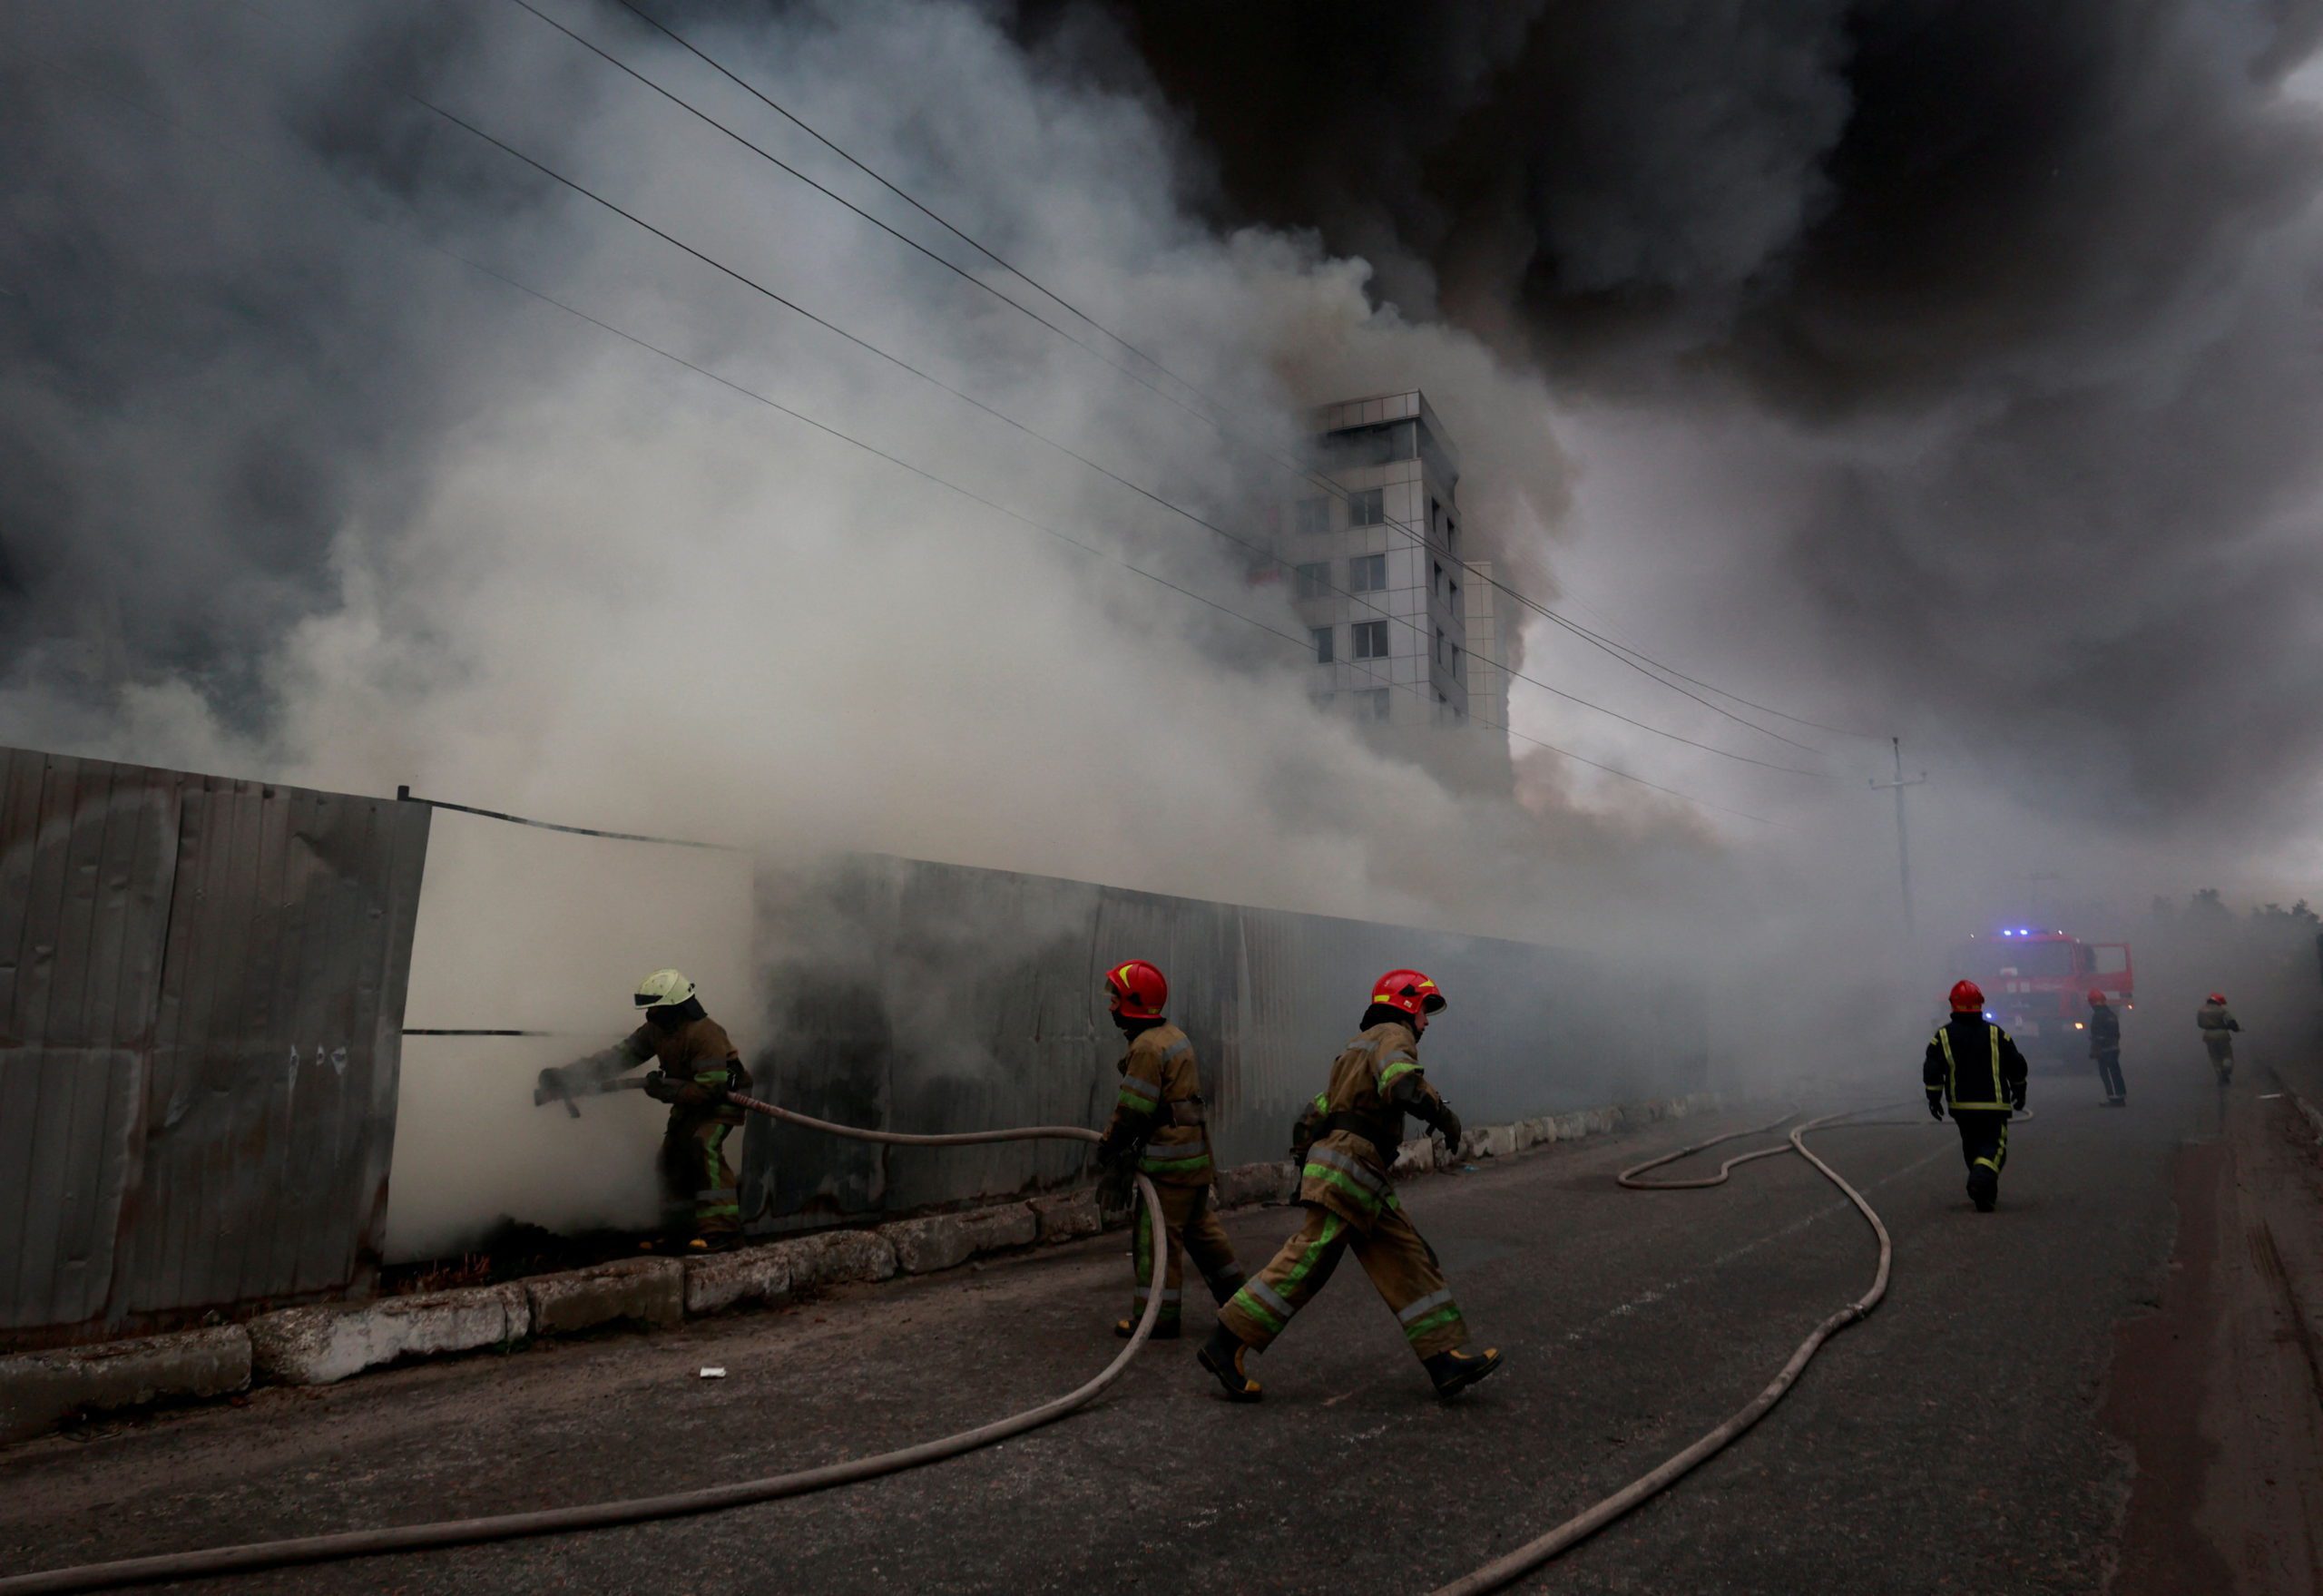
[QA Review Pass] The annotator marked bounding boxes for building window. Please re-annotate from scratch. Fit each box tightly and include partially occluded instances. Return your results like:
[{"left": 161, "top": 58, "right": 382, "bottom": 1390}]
[
  {"left": 1295, "top": 497, "right": 1331, "bottom": 535},
  {"left": 1444, "top": 519, "right": 1457, "bottom": 551},
  {"left": 1348, "top": 553, "right": 1387, "bottom": 592},
  {"left": 1349, "top": 488, "right": 1385, "bottom": 526},
  {"left": 1358, "top": 688, "right": 1392, "bottom": 721},
  {"left": 1295, "top": 562, "right": 1330, "bottom": 599},
  {"left": 1430, "top": 496, "right": 1442, "bottom": 535},
  {"left": 1449, "top": 579, "right": 1460, "bottom": 616},
  {"left": 1436, "top": 626, "right": 1449, "bottom": 666},
  {"left": 1432, "top": 559, "right": 1446, "bottom": 598},
  {"left": 1311, "top": 626, "right": 1334, "bottom": 664},
  {"left": 1352, "top": 621, "right": 1389, "bottom": 660}
]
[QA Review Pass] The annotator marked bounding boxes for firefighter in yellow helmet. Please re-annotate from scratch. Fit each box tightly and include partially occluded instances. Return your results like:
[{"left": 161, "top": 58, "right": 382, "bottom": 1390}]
[
  {"left": 1093, "top": 959, "right": 1247, "bottom": 1338},
  {"left": 537, "top": 969, "right": 751, "bottom": 1251},
  {"left": 1200, "top": 970, "right": 1501, "bottom": 1401}
]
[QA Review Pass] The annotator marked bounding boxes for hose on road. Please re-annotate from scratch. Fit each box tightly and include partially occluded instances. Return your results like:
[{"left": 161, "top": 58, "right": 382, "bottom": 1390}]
[
  {"left": 0, "top": 1104, "right": 1166, "bottom": 1596},
  {"left": 1429, "top": 1102, "right": 1916, "bottom": 1595}
]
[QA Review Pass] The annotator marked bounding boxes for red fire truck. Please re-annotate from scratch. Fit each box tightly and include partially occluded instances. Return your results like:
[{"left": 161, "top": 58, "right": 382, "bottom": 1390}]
[{"left": 1945, "top": 928, "right": 2135, "bottom": 1071}]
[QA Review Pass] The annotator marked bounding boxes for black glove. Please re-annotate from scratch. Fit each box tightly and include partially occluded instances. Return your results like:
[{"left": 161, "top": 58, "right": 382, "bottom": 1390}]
[
  {"left": 535, "top": 1065, "right": 568, "bottom": 1102},
  {"left": 1093, "top": 1141, "right": 1135, "bottom": 1208},
  {"left": 2009, "top": 1089, "right": 2026, "bottom": 1112},
  {"left": 1926, "top": 1094, "right": 1946, "bottom": 1121},
  {"left": 642, "top": 1070, "right": 684, "bottom": 1104},
  {"left": 1433, "top": 1105, "right": 1465, "bottom": 1155}
]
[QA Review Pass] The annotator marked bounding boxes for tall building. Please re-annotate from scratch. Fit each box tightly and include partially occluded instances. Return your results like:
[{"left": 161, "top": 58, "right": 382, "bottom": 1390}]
[
  {"left": 1282, "top": 391, "right": 1510, "bottom": 774},
  {"left": 1285, "top": 390, "right": 1470, "bottom": 726}
]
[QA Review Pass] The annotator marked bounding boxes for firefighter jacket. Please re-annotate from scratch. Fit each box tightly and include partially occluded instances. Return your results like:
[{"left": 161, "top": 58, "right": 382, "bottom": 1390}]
[
  {"left": 576, "top": 1014, "right": 750, "bottom": 1128},
  {"left": 2087, "top": 1004, "right": 2121, "bottom": 1058},
  {"left": 2197, "top": 1002, "right": 2240, "bottom": 1046},
  {"left": 1292, "top": 1020, "right": 1446, "bottom": 1233},
  {"left": 1098, "top": 1021, "right": 1214, "bottom": 1187},
  {"left": 1923, "top": 1016, "right": 2028, "bottom": 1112}
]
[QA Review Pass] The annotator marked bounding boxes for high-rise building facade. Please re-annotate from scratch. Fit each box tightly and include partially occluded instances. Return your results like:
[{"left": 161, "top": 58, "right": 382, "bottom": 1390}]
[{"left": 1283, "top": 390, "right": 1508, "bottom": 746}]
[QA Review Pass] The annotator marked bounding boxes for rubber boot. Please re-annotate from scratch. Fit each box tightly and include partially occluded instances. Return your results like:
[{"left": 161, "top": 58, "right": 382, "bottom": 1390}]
[
  {"left": 1116, "top": 1317, "right": 1182, "bottom": 1340},
  {"left": 1196, "top": 1324, "right": 1262, "bottom": 1402},
  {"left": 1967, "top": 1168, "right": 1998, "bottom": 1212},
  {"left": 1424, "top": 1346, "right": 1504, "bottom": 1398}
]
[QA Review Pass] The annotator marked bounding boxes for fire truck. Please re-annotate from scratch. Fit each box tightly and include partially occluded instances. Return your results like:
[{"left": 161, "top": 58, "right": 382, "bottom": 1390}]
[{"left": 1945, "top": 928, "right": 2135, "bottom": 1072}]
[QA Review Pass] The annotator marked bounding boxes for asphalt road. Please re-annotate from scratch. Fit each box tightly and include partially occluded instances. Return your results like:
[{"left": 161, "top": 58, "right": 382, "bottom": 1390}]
[{"left": 0, "top": 1063, "right": 2260, "bottom": 1594}]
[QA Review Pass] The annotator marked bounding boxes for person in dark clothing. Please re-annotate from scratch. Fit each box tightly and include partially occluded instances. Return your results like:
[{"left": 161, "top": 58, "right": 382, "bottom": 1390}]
[
  {"left": 2087, "top": 989, "right": 2124, "bottom": 1106},
  {"left": 1924, "top": 980, "right": 2029, "bottom": 1212},
  {"left": 537, "top": 968, "right": 750, "bottom": 1251}
]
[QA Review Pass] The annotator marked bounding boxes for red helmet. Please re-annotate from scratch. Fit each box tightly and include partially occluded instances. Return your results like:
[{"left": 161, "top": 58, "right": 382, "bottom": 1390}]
[
  {"left": 2207, "top": 991, "right": 2227, "bottom": 1004},
  {"left": 1104, "top": 959, "right": 1168, "bottom": 1020},
  {"left": 1948, "top": 980, "right": 1985, "bottom": 1013},
  {"left": 2087, "top": 988, "right": 2108, "bottom": 1005},
  {"left": 1372, "top": 969, "right": 1446, "bottom": 1017}
]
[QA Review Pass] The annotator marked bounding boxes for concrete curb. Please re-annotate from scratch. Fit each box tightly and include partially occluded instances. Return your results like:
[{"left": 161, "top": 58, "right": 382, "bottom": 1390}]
[
  {"left": 0, "top": 1087, "right": 1720, "bottom": 1434},
  {"left": 525, "top": 1258, "right": 684, "bottom": 1339},
  {"left": 248, "top": 1284, "right": 528, "bottom": 1386},
  {"left": 0, "top": 1327, "right": 250, "bottom": 1443}
]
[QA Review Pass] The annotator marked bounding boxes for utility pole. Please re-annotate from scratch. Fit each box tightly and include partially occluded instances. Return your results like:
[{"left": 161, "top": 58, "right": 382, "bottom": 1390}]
[{"left": 1869, "top": 738, "right": 1928, "bottom": 936}]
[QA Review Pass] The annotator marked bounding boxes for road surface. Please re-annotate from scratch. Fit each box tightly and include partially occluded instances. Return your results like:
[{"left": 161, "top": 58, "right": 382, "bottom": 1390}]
[{"left": 5, "top": 1062, "right": 2318, "bottom": 1594}]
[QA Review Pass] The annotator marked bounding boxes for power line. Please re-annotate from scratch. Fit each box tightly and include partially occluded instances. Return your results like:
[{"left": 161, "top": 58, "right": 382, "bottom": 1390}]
[
  {"left": 411, "top": 90, "right": 1828, "bottom": 780},
  {"left": 568, "top": 0, "right": 1860, "bottom": 754},
  {"left": 45, "top": 26, "right": 1774, "bottom": 827}
]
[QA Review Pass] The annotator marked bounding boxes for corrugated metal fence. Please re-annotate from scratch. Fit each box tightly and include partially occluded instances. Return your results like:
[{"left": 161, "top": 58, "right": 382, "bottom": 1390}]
[
  {"left": 0, "top": 748, "right": 429, "bottom": 1348},
  {"left": 746, "top": 855, "right": 1709, "bottom": 1229}
]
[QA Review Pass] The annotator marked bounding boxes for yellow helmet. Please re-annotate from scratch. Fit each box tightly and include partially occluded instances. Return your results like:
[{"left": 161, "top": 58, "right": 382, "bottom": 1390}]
[{"left": 633, "top": 968, "right": 697, "bottom": 1010}]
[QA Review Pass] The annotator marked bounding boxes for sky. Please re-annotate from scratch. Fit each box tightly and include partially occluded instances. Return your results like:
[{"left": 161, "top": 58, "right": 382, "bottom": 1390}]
[{"left": 5, "top": 0, "right": 2322, "bottom": 941}]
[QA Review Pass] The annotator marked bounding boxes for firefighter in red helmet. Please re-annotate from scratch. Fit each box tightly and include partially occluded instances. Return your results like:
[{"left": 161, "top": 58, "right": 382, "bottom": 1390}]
[
  {"left": 1200, "top": 969, "right": 1500, "bottom": 1401},
  {"left": 2197, "top": 992, "right": 2240, "bottom": 1083},
  {"left": 1091, "top": 959, "right": 1246, "bottom": 1338},
  {"left": 1923, "top": 980, "right": 2028, "bottom": 1211}
]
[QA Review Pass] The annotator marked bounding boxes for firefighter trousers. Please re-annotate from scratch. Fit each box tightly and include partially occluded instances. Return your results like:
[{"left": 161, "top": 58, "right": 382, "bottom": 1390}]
[
  {"left": 2094, "top": 1049, "right": 2125, "bottom": 1102},
  {"left": 657, "top": 1112, "right": 742, "bottom": 1240},
  {"left": 1131, "top": 1184, "right": 1246, "bottom": 1329},
  {"left": 2204, "top": 1038, "right": 2234, "bottom": 1082},
  {"left": 1952, "top": 1110, "right": 2010, "bottom": 1187},
  {"left": 1219, "top": 1199, "right": 1471, "bottom": 1360}
]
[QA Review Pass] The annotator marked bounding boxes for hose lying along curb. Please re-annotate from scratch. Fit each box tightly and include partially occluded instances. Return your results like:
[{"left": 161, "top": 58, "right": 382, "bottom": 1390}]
[
  {"left": 0, "top": 1107, "right": 1165, "bottom": 1596},
  {"left": 1428, "top": 1102, "right": 1918, "bottom": 1596}
]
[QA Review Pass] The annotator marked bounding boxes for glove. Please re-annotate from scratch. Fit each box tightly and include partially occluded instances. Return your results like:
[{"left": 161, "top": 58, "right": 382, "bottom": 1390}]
[
  {"left": 1926, "top": 1094, "right": 1946, "bottom": 1121},
  {"left": 1433, "top": 1105, "right": 1465, "bottom": 1156},
  {"left": 535, "top": 1065, "right": 568, "bottom": 1102},
  {"left": 1093, "top": 1141, "right": 1135, "bottom": 1209},
  {"left": 642, "top": 1070, "right": 684, "bottom": 1104},
  {"left": 2009, "top": 1088, "right": 2026, "bottom": 1111}
]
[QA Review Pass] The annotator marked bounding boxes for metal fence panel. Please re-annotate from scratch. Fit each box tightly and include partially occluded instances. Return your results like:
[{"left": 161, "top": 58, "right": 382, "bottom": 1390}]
[
  {"left": 744, "top": 855, "right": 1710, "bottom": 1228},
  {"left": 0, "top": 747, "right": 429, "bottom": 1346}
]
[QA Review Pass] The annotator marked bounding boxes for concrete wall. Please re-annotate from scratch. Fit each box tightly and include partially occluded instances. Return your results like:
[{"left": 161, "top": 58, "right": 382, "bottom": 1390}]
[{"left": 740, "top": 854, "right": 1708, "bottom": 1229}]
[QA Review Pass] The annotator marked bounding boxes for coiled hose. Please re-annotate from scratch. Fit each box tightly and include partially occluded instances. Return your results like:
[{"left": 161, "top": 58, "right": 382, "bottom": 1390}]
[
  {"left": 0, "top": 1099, "right": 1167, "bottom": 1596},
  {"left": 1426, "top": 1102, "right": 1909, "bottom": 1595}
]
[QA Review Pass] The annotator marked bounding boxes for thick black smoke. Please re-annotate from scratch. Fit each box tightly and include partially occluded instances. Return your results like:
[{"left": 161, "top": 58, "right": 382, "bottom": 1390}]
[{"left": 1054, "top": 0, "right": 2323, "bottom": 852}]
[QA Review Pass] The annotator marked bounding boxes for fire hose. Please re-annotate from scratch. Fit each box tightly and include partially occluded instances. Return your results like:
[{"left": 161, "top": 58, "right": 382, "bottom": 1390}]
[
  {"left": 1428, "top": 1100, "right": 2034, "bottom": 1595},
  {"left": 0, "top": 1097, "right": 1169, "bottom": 1596},
  {"left": 7, "top": 1095, "right": 2016, "bottom": 1594}
]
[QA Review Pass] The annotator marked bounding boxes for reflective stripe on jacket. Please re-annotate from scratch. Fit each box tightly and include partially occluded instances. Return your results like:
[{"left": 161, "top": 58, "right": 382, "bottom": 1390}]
[
  {"left": 1923, "top": 1018, "right": 2025, "bottom": 1112},
  {"left": 1297, "top": 1020, "right": 1444, "bottom": 1232},
  {"left": 1102, "top": 1022, "right": 1214, "bottom": 1185}
]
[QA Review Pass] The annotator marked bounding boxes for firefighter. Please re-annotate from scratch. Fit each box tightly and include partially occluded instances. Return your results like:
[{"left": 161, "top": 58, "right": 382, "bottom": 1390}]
[
  {"left": 537, "top": 969, "right": 750, "bottom": 1251},
  {"left": 1198, "top": 970, "right": 1501, "bottom": 1402},
  {"left": 2197, "top": 992, "right": 2240, "bottom": 1083},
  {"left": 1924, "top": 980, "right": 2028, "bottom": 1212},
  {"left": 2087, "top": 988, "right": 2124, "bottom": 1106},
  {"left": 1092, "top": 959, "right": 1248, "bottom": 1339}
]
